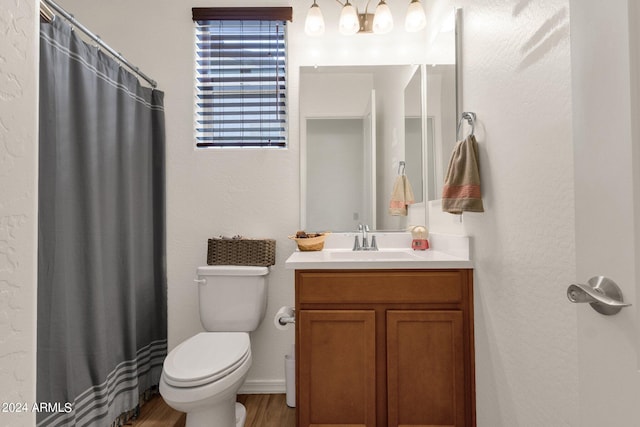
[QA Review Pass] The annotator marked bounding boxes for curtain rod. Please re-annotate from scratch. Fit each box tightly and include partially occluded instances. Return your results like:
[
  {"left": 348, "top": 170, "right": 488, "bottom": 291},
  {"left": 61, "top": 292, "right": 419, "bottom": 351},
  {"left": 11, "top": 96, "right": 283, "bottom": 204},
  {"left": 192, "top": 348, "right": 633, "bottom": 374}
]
[{"left": 40, "top": 0, "right": 158, "bottom": 88}]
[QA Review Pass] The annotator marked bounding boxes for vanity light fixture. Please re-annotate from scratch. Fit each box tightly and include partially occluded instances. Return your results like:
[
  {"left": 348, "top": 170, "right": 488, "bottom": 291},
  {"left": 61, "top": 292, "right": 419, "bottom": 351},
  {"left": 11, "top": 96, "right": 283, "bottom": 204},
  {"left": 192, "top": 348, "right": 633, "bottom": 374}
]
[
  {"left": 339, "top": 0, "right": 360, "bottom": 35},
  {"left": 372, "top": 0, "right": 393, "bottom": 34},
  {"left": 305, "top": 0, "right": 325, "bottom": 36},
  {"left": 305, "top": 0, "right": 426, "bottom": 36},
  {"left": 405, "top": 0, "right": 427, "bottom": 32}
]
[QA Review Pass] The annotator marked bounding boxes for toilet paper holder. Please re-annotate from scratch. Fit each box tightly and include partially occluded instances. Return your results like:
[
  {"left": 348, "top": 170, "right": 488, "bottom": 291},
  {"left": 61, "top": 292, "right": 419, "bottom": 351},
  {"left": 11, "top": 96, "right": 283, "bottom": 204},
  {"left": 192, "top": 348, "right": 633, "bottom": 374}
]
[
  {"left": 274, "top": 306, "right": 296, "bottom": 330},
  {"left": 278, "top": 313, "right": 295, "bottom": 326}
]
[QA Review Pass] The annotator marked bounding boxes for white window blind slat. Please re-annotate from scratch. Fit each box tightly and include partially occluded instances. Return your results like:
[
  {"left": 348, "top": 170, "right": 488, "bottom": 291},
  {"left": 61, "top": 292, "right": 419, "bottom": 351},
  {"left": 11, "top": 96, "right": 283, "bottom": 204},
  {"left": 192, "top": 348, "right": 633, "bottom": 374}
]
[{"left": 194, "top": 19, "right": 288, "bottom": 148}]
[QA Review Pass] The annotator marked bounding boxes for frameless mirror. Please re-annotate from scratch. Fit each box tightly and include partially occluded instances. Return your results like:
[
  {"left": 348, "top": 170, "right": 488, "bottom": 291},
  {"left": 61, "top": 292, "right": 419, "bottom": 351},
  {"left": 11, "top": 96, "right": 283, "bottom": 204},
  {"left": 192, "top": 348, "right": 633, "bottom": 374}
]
[
  {"left": 425, "top": 64, "right": 457, "bottom": 200},
  {"left": 404, "top": 66, "right": 424, "bottom": 204},
  {"left": 300, "top": 65, "right": 423, "bottom": 232}
]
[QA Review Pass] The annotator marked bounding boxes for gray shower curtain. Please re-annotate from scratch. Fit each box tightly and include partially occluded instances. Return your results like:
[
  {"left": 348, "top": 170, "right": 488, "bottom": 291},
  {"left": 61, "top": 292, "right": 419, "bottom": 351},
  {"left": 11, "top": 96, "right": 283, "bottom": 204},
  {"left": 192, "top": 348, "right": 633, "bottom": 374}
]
[{"left": 38, "top": 18, "right": 167, "bottom": 427}]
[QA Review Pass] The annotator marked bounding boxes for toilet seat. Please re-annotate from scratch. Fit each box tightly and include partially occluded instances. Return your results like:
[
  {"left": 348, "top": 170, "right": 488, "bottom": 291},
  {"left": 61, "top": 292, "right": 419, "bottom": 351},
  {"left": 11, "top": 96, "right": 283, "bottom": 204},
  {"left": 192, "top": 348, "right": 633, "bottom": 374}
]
[{"left": 163, "top": 332, "right": 250, "bottom": 388}]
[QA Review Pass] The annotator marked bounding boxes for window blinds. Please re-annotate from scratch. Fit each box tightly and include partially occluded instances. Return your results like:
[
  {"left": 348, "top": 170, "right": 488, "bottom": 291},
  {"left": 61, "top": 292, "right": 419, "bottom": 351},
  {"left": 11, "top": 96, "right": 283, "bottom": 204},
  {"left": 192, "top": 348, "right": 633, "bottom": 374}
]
[{"left": 194, "top": 18, "right": 288, "bottom": 148}]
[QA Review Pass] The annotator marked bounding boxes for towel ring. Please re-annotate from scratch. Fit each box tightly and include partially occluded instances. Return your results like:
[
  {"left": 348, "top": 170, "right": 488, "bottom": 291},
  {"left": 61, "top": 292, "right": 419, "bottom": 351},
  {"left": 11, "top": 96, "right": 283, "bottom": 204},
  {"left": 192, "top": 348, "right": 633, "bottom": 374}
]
[{"left": 456, "top": 112, "right": 476, "bottom": 140}]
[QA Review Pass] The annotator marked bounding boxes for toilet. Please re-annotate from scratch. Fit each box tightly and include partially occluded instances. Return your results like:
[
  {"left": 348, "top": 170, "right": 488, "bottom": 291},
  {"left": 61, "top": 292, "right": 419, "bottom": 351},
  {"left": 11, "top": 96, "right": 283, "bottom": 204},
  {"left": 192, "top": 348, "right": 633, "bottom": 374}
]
[{"left": 160, "top": 265, "right": 269, "bottom": 427}]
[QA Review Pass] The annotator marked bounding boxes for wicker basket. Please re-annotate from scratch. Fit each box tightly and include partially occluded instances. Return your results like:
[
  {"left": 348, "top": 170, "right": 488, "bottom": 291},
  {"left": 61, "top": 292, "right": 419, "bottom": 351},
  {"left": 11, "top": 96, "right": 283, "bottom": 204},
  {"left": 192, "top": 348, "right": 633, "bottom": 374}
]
[
  {"left": 207, "top": 238, "right": 276, "bottom": 266},
  {"left": 288, "top": 233, "right": 328, "bottom": 252}
]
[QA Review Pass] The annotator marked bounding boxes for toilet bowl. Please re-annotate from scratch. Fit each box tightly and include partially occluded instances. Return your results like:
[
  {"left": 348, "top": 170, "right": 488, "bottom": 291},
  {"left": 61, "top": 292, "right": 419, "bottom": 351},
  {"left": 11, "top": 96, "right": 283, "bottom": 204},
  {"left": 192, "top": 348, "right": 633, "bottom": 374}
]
[
  {"left": 160, "top": 266, "right": 269, "bottom": 427},
  {"left": 160, "top": 332, "right": 252, "bottom": 427}
]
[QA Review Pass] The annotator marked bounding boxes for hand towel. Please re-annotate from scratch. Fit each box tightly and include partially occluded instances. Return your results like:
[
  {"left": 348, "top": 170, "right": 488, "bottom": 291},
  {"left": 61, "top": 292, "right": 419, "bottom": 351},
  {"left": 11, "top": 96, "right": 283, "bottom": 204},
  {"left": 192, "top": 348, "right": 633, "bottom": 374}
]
[
  {"left": 389, "top": 175, "right": 415, "bottom": 216},
  {"left": 442, "top": 134, "right": 484, "bottom": 214}
]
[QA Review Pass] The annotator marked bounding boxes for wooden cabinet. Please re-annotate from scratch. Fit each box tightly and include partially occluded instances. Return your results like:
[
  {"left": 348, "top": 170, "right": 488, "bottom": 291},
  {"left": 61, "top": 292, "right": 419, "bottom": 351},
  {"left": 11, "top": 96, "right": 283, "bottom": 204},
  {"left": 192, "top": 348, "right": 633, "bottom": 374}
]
[
  {"left": 386, "top": 310, "right": 465, "bottom": 427},
  {"left": 295, "top": 269, "right": 475, "bottom": 427},
  {"left": 298, "top": 310, "right": 376, "bottom": 427}
]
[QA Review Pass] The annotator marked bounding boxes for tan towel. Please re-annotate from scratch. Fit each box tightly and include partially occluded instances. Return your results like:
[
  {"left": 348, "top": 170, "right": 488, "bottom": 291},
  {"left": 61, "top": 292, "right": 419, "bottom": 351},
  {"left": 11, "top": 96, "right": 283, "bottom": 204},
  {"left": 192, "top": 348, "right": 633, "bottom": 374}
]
[
  {"left": 442, "top": 135, "right": 484, "bottom": 214},
  {"left": 389, "top": 175, "right": 415, "bottom": 216}
]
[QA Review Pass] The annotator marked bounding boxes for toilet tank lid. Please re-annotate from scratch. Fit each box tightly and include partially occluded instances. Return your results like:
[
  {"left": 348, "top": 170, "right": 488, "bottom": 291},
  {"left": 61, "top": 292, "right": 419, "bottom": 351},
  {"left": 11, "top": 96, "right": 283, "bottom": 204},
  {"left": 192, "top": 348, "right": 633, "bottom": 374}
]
[{"left": 197, "top": 265, "right": 269, "bottom": 276}]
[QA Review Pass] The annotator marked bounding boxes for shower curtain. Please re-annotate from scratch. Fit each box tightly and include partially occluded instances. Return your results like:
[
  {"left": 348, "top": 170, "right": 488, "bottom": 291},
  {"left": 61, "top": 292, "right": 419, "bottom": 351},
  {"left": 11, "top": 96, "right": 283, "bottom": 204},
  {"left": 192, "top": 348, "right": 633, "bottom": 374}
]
[{"left": 37, "top": 18, "right": 167, "bottom": 427}]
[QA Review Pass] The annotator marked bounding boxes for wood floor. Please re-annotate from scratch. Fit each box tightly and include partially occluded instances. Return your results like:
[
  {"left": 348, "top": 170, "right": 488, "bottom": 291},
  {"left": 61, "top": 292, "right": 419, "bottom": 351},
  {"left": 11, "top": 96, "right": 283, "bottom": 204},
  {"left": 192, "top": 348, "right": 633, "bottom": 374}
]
[
  {"left": 238, "top": 394, "right": 296, "bottom": 427},
  {"left": 128, "top": 394, "right": 295, "bottom": 427},
  {"left": 127, "top": 395, "right": 185, "bottom": 427}
]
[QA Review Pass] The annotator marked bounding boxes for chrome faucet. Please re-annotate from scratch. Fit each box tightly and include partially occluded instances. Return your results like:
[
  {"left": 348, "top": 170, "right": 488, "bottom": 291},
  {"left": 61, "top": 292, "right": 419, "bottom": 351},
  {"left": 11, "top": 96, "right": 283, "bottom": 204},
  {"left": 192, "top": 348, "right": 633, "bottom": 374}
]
[
  {"left": 361, "top": 224, "right": 369, "bottom": 248},
  {"left": 353, "top": 224, "right": 378, "bottom": 251},
  {"left": 352, "top": 233, "right": 361, "bottom": 251},
  {"left": 369, "top": 234, "right": 378, "bottom": 251}
]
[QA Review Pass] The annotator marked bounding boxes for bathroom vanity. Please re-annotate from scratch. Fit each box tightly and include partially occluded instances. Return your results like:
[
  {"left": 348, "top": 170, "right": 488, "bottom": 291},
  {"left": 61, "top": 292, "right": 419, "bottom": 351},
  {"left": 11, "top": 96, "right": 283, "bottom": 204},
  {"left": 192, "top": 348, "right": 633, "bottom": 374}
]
[{"left": 286, "top": 233, "right": 476, "bottom": 427}]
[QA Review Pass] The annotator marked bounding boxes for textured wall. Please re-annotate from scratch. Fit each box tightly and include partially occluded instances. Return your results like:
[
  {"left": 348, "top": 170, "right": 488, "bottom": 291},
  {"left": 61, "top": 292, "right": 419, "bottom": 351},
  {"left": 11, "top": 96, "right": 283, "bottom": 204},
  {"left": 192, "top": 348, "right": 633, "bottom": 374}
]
[
  {"left": 0, "top": 0, "right": 38, "bottom": 425},
  {"left": 455, "top": 0, "right": 579, "bottom": 425}
]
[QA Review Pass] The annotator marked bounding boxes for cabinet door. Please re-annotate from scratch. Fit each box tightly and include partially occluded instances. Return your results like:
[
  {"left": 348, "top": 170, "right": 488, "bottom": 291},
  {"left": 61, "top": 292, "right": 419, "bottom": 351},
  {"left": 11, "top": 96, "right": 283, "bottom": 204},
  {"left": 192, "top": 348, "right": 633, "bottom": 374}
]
[
  {"left": 298, "top": 310, "right": 376, "bottom": 427},
  {"left": 387, "top": 310, "right": 465, "bottom": 427}
]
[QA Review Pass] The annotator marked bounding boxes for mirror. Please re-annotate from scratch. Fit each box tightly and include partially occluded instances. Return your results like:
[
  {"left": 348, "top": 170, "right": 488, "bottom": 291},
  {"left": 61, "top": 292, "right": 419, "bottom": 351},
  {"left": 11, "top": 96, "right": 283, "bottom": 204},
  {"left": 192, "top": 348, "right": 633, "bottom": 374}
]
[
  {"left": 299, "top": 10, "right": 458, "bottom": 232},
  {"left": 404, "top": 66, "right": 424, "bottom": 205},
  {"left": 300, "top": 65, "right": 421, "bottom": 232},
  {"left": 425, "top": 64, "right": 457, "bottom": 200}
]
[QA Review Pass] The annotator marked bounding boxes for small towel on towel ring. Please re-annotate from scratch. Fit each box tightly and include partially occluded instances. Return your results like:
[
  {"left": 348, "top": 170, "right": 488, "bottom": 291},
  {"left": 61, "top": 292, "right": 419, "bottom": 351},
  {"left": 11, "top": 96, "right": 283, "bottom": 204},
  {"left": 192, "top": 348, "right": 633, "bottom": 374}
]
[
  {"left": 389, "top": 174, "right": 415, "bottom": 216},
  {"left": 442, "top": 134, "right": 484, "bottom": 214}
]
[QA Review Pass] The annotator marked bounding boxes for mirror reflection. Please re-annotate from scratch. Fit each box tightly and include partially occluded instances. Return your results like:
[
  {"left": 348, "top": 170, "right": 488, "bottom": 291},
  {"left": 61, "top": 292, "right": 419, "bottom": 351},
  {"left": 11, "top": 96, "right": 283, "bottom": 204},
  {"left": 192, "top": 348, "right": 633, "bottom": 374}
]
[
  {"left": 301, "top": 65, "right": 423, "bottom": 232},
  {"left": 300, "top": 63, "right": 458, "bottom": 232},
  {"left": 404, "top": 67, "right": 424, "bottom": 204},
  {"left": 425, "top": 64, "right": 457, "bottom": 201}
]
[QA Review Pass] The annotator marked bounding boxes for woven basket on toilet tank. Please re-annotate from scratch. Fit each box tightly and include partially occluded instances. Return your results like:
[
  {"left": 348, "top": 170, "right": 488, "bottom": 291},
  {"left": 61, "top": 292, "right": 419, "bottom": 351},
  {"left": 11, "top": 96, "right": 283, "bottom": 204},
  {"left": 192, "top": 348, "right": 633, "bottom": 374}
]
[{"left": 207, "top": 237, "right": 276, "bottom": 266}]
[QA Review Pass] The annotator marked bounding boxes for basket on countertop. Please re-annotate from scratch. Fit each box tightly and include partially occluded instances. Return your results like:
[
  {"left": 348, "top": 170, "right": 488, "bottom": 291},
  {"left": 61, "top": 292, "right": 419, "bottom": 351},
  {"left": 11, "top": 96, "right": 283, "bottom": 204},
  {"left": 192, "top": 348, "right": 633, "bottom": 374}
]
[
  {"left": 207, "top": 237, "right": 276, "bottom": 266},
  {"left": 288, "top": 232, "right": 328, "bottom": 252}
]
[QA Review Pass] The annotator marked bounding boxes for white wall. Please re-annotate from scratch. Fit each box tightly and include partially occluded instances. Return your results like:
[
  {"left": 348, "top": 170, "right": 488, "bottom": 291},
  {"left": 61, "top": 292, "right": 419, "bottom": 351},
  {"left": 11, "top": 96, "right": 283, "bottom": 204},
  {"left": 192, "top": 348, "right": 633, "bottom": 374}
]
[
  {"left": 47, "top": 1, "right": 580, "bottom": 424},
  {"left": 0, "top": 0, "right": 39, "bottom": 425}
]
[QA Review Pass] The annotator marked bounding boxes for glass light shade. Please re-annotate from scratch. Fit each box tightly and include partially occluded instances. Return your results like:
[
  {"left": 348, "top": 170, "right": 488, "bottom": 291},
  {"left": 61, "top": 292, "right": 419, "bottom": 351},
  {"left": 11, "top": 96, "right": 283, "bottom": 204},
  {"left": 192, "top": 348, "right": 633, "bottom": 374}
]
[
  {"left": 373, "top": 1, "right": 393, "bottom": 34},
  {"left": 405, "top": 0, "right": 426, "bottom": 32},
  {"left": 339, "top": 2, "right": 360, "bottom": 35},
  {"left": 305, "top": 3, "right": 325, "bottom": 36}
]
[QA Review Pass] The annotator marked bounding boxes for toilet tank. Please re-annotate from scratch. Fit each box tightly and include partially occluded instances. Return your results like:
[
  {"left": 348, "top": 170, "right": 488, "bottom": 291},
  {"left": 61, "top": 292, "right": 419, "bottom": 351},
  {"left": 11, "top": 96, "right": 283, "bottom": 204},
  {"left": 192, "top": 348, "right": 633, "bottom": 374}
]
[{"left": 195, "top": 265, "right": 269, "bottom": 332}]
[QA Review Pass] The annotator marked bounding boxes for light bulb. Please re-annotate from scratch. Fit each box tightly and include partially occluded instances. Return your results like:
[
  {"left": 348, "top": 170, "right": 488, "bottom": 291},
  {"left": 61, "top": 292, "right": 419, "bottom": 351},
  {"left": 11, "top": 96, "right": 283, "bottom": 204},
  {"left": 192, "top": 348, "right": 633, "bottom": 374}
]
[
  {"left": 339, "top": 1, "right": 360, "bottom": 35},
  {"left": 405, "top": 0, "right": 426, "bottom": 32},
  {"left": 373, "top": 0, "right": 393, "bottom": 34},
  {"left": 305, "top": 1, "right": 325, "bottom": 36}
]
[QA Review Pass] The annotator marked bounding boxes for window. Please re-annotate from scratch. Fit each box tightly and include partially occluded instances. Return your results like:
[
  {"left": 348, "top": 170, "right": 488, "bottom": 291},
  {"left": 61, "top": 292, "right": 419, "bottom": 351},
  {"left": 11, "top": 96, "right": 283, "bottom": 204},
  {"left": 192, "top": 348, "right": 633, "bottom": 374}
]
[{"left": 192, "top": 7, "right": 292, "bottom": 148}]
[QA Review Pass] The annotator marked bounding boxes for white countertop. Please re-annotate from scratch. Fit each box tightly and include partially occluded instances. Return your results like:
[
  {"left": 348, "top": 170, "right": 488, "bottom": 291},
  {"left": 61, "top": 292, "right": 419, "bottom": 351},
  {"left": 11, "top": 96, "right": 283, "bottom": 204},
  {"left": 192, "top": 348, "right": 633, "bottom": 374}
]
[{"left": 285, "top": 232, "right": 473, "bottom": 270}]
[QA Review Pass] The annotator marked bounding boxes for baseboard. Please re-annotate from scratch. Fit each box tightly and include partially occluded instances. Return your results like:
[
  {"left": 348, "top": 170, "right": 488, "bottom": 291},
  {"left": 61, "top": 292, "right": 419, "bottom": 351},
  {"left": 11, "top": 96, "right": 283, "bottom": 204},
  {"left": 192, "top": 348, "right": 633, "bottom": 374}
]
[{"left": 239, "top": 379, "right": 286, "bottom": 394}]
